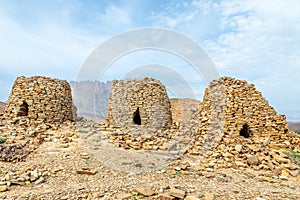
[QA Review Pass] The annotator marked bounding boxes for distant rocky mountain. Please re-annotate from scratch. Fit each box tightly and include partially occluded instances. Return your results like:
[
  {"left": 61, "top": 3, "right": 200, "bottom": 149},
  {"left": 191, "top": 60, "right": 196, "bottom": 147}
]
[
  {"left": 0, "top": 101, "right": 6, "bottom": 114},
  {"left": 69, "top": 80, "right": 113, "bottom": 121},
  {"left": 288, "top": 122, "right": 300, "bottom": 132},
  {"left": 170, "top": 98, "right": 201, "bottom": 123}
]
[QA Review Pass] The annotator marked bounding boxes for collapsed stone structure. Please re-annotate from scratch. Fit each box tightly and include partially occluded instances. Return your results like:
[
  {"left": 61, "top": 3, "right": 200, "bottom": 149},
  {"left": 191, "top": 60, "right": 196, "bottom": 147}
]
[
  {"left": 0, "top": 76, "right": 75, "bottom": 135},
  {"left": 106, "top": 78, "right": 172, "bottom": 131},
  {"left": 189, "top": 77, "right": 292, "bottom": 155},
  {"left": 187, "top": 77, "right": 299, "bottom": 171}
]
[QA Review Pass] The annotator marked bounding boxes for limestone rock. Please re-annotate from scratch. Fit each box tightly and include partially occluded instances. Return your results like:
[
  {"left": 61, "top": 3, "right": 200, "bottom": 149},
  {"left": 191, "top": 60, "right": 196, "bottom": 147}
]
[
  {"left": 170, "top": 187, "right": 186, "bottom": 199},
  {"left": 0, "top": 185, "right": 8, "bottom": 192},
  {"left": 247, "top": 156, "right": 259, "bottom": 166},
  {"left": 159, "top": 193, "right": 176, "bottom": 200},
  {"left": 235, "top": 144, "right": 243, "bottom": 152},
  {"left": 116, "top": 192, "right": 132, "bottom": 200},
  {"left": 133, "top": 187, "right": 155, "bottom": 197},
  {"left": 185, "top": 195, "right": 200, "bottom": 200},
  {"left": 75, "top": 169, "right": 97, "bottom": 175}
]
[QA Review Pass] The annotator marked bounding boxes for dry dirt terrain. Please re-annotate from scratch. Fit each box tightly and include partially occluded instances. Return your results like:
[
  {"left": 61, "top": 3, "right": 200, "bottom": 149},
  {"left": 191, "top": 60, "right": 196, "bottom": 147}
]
[{"left": 0, "top": 120, "right": 299, "bottom": 200}]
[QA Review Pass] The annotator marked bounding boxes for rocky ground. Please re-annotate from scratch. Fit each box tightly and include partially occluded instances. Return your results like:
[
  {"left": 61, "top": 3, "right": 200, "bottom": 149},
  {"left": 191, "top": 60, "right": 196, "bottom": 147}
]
[{"left": 0, "top": 120, "right": 299, "bottom": 200}]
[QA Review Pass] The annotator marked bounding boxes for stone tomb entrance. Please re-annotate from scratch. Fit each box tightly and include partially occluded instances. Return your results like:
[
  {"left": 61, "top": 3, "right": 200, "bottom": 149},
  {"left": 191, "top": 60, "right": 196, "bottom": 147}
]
[
  {"left": 133, "top": 107, "right": 141, "bottom": 125},
  {"left": 17, "top": 100, "right": 29, "bottom": 117},
  {"left": 239, "top": 124, "right": 250, "bottom": 138}
]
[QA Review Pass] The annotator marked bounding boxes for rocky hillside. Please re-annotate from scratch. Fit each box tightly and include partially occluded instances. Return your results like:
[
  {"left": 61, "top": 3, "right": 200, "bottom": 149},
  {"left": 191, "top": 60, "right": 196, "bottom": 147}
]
[
  {"left": 69, "top": 81, "right": 113, "bottom": 121},
  {"left": 0, "top": 101, "right": 6, "bottom": 114}
]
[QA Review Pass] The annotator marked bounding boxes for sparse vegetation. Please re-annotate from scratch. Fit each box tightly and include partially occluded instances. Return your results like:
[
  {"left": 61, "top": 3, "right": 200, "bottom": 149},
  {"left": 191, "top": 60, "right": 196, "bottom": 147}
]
[
  {"left": 78, "top": 129, "right": 89, "bottom": 133},
  {"left": 285, "top": 149, "right": 300, "bottom": 165},
  {"left": 295, "top": 130, "right": 300, "bottom": 134},
  {"left": 0, "top": 136, "right": 7, "bottom": 143},
  {"left": 84, "top": 159, "right": 90, "bottom": 165},
  {"left": 176, "top": 170, "right": 182, "bottom": 176}
]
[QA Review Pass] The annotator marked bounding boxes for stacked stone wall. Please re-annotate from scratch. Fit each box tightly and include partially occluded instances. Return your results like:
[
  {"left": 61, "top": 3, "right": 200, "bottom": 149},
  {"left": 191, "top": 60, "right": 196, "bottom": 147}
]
[
  {"left": 0, "top": 76, "right": 75, "bottom": 136},
  {"left": 106, "top": 78, "right": 172, "bottom": 131}
]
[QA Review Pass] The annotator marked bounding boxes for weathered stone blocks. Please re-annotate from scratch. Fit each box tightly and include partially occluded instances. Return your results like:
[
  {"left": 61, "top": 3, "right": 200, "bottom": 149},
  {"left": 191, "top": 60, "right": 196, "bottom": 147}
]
[
  {"left": 189, "top": 76, "right": 298, "bottom": 158},
  {"left": 1, "top": 76, "right": 75, "bottom": 135},
  {"left": 106, "top": 77, "right": 172, "bottom": 132}
]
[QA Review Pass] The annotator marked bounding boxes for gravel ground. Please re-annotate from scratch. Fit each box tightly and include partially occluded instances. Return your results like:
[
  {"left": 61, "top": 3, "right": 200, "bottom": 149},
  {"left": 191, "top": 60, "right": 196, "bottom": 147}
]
[{"left": 0, "top": 128, "right": 299, "bottom": 200}]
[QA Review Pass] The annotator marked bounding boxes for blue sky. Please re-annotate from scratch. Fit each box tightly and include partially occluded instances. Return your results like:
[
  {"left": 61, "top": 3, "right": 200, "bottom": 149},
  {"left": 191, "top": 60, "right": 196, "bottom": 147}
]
[{"left": 0, "top": 0, "right": 299, "bottom": 121}]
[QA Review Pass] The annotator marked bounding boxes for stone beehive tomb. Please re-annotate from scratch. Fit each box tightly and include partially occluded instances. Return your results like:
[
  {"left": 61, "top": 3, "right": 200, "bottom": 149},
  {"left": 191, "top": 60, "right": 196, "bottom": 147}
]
[
  {"left": 188, "top": 77, "right": 300, "bottom": 171},
  {"left": 106, "top": 78, "right": 172, "bottom": 132},
  {"left": 1, "top": 76, "right": 75, "bottom": 134},
  {"left": 190, "top": 77, "right": 292, "bottom": 155}
]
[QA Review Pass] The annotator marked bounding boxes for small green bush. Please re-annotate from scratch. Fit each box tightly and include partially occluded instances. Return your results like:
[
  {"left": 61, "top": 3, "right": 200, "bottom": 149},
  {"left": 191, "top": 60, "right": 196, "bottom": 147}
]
[
  {"left": 285, "top": 149, "right": 300, "bottom": 165},
  {"left": 78, "top": 129, "right": 89, "bottom": 133},
  {"left": 0, "top": 136, "right": 7, "bottom": 143}
]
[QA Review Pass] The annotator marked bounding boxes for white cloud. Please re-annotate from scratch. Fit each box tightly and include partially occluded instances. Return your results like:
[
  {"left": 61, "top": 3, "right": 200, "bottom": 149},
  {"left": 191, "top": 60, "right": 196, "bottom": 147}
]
[{"left": 152, "top": 0, "right": 300, "bottom": 120}]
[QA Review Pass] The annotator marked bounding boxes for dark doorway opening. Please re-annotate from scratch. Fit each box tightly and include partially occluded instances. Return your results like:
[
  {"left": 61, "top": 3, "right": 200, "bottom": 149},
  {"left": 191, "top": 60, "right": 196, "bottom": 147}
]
[
  {"left": 18, "top": 101, "right": 29, "bottom": 116},
  {"left": 240, "top": 124, "right": 250, "bottom": 138},
  {"left": 133, "top": 107, "right": 141, "bottom": 125}
]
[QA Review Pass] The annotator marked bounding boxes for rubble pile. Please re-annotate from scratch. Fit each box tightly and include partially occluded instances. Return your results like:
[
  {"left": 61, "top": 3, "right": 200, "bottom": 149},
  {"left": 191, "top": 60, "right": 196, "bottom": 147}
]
[
  {"left": 0, "top": 167, "right": 48, "bottom": 192},
  {"left": 186, "top": 77, "right": 300, "bottom": 175},
  {"left": 0, "top": 76, "right": 76, "bottom": 162}
]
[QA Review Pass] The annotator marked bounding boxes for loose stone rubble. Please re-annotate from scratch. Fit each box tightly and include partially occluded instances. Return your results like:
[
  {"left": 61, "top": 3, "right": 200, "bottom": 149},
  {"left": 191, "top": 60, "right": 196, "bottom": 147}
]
[{"left": 186, "top": 77, "right": 300, "bottom": 176}]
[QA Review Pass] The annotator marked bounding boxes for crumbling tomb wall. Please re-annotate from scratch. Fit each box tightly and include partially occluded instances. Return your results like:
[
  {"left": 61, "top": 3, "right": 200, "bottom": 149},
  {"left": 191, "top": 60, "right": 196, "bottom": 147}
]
[{"left": 189, "top": 76, "right": 292, "bottom": 155}]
